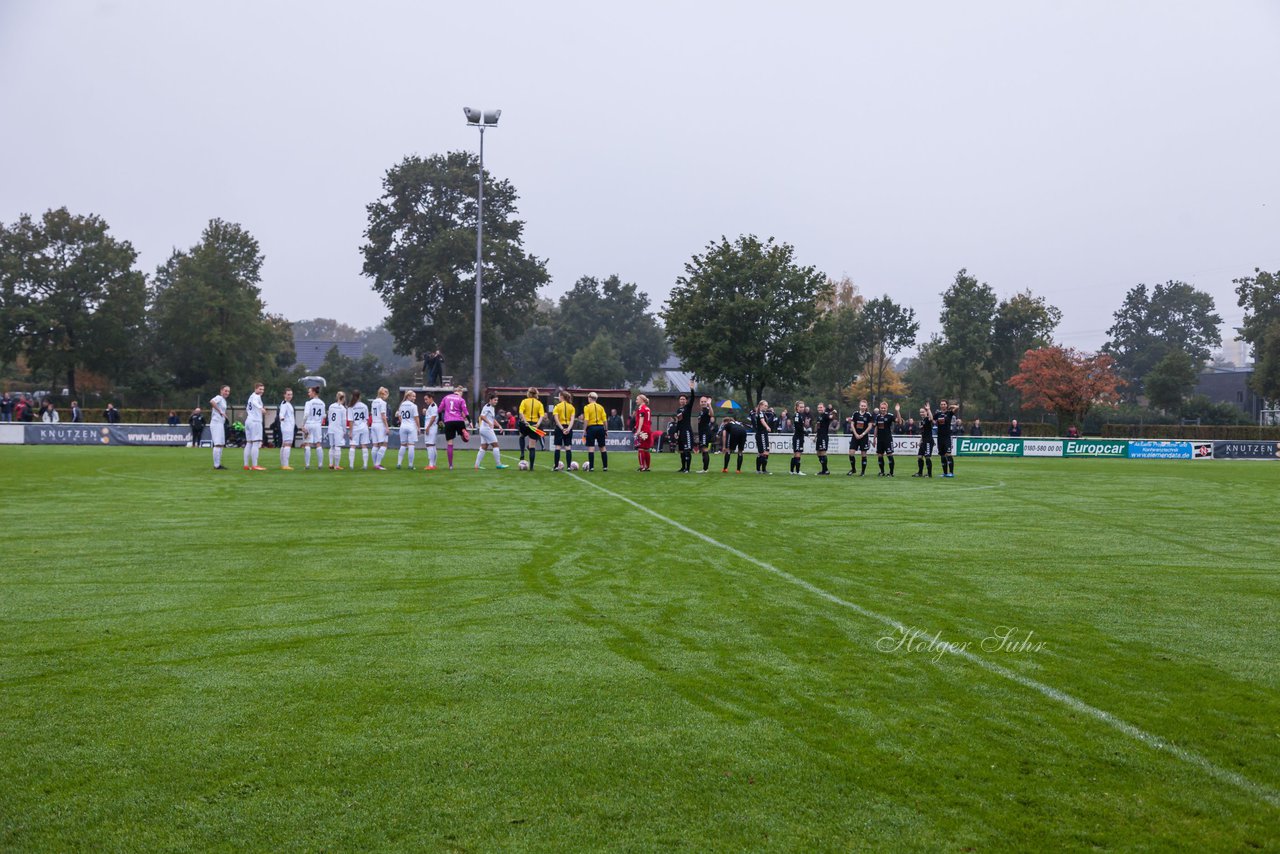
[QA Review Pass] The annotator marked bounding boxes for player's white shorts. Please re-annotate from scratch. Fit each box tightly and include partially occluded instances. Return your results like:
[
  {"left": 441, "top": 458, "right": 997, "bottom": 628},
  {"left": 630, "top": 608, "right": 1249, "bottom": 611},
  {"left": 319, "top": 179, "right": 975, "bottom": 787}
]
[
  {"left": 244, "top": 421, "right": 263, "bottom": 443},
  {"left": 424, "top": 427, "right": 438, "bottom": 446},
  {"left": 399, "top": 426, "right": 418, "bottom": 447},
  {"left": 371, "top": 424, "right": 388, "bottom": 444},
  {"left": 304, "top": 422, "right": 323, "bottom": 444},
  {"left": 280, "top": 422, "right": 294, "bottom": 445},
  {"left": 210, "top": 423, "right": 226, "bottom": 446},
  {"left": 478, "top": 426, "right": 498, "bottom": 444},
  {"left": 351, "top": 427, "right": 370, "bottom": 446},
  {"left": 327, "top": 429, "right": 346, "bottom": 448}
]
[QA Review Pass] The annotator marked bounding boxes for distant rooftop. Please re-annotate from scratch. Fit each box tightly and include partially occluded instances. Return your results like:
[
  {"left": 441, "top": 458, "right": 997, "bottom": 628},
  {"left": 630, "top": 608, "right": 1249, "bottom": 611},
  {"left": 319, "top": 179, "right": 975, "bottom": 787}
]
[{"left": 293, "top": 339, "right": 364, "bottom": 372}]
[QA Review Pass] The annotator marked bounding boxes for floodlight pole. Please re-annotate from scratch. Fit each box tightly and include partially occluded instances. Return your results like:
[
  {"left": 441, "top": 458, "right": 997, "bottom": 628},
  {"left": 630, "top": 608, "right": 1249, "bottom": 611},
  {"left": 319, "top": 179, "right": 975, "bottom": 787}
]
[{"left": 465, "top": 108, "right": 499, "bottom": 412}]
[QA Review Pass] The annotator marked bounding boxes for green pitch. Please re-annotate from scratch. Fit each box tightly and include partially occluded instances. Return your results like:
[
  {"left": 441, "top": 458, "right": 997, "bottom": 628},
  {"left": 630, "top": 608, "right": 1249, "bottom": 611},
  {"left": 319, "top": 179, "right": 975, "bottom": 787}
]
[{"left": 1, "top": 447, "right": 1276, "bottom": 850}]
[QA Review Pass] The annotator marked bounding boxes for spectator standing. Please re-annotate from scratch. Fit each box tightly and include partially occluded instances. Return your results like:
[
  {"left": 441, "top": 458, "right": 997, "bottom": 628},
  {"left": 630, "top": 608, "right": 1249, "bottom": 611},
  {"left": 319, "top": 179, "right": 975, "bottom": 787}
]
[
  {"left": 0, "top": 392, "right": 12, "bottom": 422},
  {"left": 104, "top": 403, "right": 121, "bottom": 424},
  {"left": 425, "top": 349, "right": 444, "bottom": 386},
  {"left": 14, "top": 397, "right": 32, "bottom": 422},
  {"left": 70, "top": 400, "right": 82, "bottom": 422},
  {"left": 970, "top": 419, "right": 983, "bottom": 436},
  {"left": 41, "top": 401, "right": 60, "bottom": 422},
  {"left": 167, "top": 410, "right": 179, "bottom": 426},
  {"left": 607, "top": 408, "right": 623, "bottom": 431},
  {"left": 189, "top": 407, "right": 206, "bottom": 448},
  {"left": 1066, "top": 425, "right": 1079, "bottom": 438},
  {"left": 1009, "top": 419, "right": 1022, "bottom": 437}
]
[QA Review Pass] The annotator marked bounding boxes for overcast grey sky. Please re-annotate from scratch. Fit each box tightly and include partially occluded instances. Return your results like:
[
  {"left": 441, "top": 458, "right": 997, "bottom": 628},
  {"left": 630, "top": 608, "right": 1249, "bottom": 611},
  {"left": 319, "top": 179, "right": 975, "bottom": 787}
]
[{"left": 3, "top": 0, "right": 1278, "bottom": 355}]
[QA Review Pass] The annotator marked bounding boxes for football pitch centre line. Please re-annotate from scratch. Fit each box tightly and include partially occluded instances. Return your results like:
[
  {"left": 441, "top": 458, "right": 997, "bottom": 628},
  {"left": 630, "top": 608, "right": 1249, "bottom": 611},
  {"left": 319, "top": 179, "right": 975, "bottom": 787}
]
[{"left": 568, "top": 473, "right": 1280, "bottom": 811}]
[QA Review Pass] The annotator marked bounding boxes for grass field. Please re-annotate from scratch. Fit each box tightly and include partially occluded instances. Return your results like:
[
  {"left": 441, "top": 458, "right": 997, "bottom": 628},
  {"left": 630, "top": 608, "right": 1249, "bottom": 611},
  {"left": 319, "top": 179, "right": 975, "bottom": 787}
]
[{"left": 1, "top": 445, "right": 1277, "bottom": 851}]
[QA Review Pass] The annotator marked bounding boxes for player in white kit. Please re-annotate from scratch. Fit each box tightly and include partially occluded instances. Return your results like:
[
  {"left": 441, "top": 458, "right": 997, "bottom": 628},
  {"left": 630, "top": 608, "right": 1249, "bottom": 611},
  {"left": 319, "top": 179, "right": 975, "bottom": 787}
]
[
  {"left": 244, "top": 382, "right": 266, "bottom": 471},
  {"left": 475, "top": 392, "right": 508, "bottom": 470},
  {"left": 396, "top": 391, "right": 420, "bottom": 469},
  {"left": 277, "top": 387, "right": 295, "bottom": 470},
  {"left": 209, "top": 384, "right": 230, "bottom": 470},
  {"left": 302, "top": 386, "right": 325, "bottom": 469},
  {"left": 421, "top": 392, "right": 439, "bottom": 470},
  {"left": 347, "top": 389, "right": 371, "bottom": 470},
  {"left": 327, "top": 391, "right": 348, "bottom": 470},
  {"left": 370, "top": 387, "right": 390, "bottom": 470}
]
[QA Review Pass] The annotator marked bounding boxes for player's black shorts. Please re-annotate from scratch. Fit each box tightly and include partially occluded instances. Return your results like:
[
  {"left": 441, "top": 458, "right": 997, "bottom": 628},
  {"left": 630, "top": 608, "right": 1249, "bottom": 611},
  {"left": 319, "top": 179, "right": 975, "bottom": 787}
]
[
  {"left": 725, "top": 432, "right": 746, "bottom": 453},
  {"left": 583, "top": 424, "right": 607, "bottom": 447},
  {"left": 876, "top": 433, "right": 894, "bottom": 455},
  {"left": 937, "top": 435, "right": 952, "bottom": 455},
  {"left": 554, "top": 428, "right": 573, "bottom": 447},
  {"left": 917, "top": 438, "right": 934, "bottom": 456},
  {"left": 850, "top": 435, "right": 870, "bottom": 453},
  {"left": 815, "top": 436, "right": 829, "bottom": 454},
  {"left": 518, "top": 422, "right": 541, "bottom": 439},
  {"left": 791, "top": 435, "right": 805, "bottom": 453},
  {"left": 696, "top": 428, "right": 714, "bottom": 448},
  {"left": 676, "top": 428, "right": 693, "bottom": 452},
  {"left": 754, "top": 431, "right": 770, "bottom": 453},
  {"left": 444, "top": 420, "right": 466, "bottom": 441}
]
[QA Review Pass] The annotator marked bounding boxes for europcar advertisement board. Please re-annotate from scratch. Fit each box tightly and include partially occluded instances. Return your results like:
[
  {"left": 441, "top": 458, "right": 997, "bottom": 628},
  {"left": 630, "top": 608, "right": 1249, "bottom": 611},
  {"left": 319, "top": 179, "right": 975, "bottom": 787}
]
[
  {"left": 955, "top": 437, "right": 1023, "bottom": 456},
  {"left": 1022, "top": 439, "right": 1064, "bottom": 457},
  {"left": 1127, "top": 440, "right": 1193, "bottom": 460},
  {"left": 1063, "top": 439, "right": 1128, "bottom": 458},
  {"left": 1211, "top": 440, "right": 1280, "bottom": 460}
]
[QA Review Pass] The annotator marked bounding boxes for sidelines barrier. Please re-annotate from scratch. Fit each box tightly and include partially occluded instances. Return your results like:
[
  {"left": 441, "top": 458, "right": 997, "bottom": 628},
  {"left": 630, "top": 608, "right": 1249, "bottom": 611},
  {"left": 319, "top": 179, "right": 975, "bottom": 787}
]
[{"left": 7, "top": 423, "right": 1278, "bottom": 460}]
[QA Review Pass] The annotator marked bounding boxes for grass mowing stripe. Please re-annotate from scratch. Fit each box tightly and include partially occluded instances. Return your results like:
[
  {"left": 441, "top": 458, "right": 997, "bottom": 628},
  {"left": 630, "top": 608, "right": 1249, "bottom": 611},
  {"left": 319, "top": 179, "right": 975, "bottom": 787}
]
[{"left": 568, "top": 470, "right": 1280, "bottom": 811}]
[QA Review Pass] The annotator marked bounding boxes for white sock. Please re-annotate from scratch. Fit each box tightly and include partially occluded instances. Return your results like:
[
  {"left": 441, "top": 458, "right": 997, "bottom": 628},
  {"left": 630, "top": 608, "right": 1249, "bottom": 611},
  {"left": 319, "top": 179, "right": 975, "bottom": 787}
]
[
  {"left": 244, "top": 446, "right": 250, "bottom": 467},
  {"left": 398, "top": 446, "right": 406, "bottom": 467},
  {"left": 362, "top": 448, "right": 370, "bottom": 468},
  {"left": 428, "top": 446, "right": 437, "bottom": 467},
  {"left": 407, "top": 446, "right": 415, "bottom": 467},
  {"left": 305, "top": 447, "right": 312, "bottom": 467},
  {"left": 492, "top": 448, "right": 502, "bottom": 465},
  {"left": 330, "top": 446, "right": 338, "bottom": 467},
  {"left": 348, "top": 447, "right": 355, "bottom": 468},
  {"left": 213, "top": 447, "right": 221, "bottom": 467},
  {"left": 251, "top": 444, "right": 260, "bottom": 466}
]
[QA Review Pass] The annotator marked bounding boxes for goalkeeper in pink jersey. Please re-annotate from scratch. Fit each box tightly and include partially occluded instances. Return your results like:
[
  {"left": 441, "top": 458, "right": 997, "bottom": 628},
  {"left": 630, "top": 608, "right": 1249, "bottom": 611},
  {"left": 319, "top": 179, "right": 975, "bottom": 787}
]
[{"left": 438, "top": 385, "right": 471, "bottom": 470}]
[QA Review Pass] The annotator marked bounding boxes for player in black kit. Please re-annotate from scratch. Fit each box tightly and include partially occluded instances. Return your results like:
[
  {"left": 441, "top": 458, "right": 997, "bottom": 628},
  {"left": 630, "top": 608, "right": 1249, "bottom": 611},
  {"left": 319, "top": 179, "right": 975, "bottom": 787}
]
[
  {"left": 874, "top": 400, "right": 901, "bottom": 476},
  {"left": 914, "top": 403, "right": 935, "bottom": 477},
  {"left": 720, "top": 416, "right": 748, "bottom": 472},
  {"left": 847, "top": 399, "right": 873, "bottom": 476},
  {"left": 789, "top": 400, "right": 810, "bottom": 475},
  {"left": 694, "top": 395, "right": 715, "bottom": 473},
  {"left": 751, "top": 399, "right": 772, "bottom": 473},
  {"left": 813, "top": 402, "right": 834, "bottom": 474},
  {"left": 673, "top": 394, "right": 693, "bottom": 473},
  {"left": 935, "top": 398, "right": 959, "bottom": 478}
]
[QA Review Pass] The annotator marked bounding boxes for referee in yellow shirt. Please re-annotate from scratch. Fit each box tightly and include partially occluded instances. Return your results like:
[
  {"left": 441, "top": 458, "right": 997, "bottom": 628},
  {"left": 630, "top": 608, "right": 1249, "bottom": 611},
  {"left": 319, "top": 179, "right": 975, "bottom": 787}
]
[
  {"left": 581, "top": 391, "right": 609, "bottom": 472},
  {"left": 517, "top": 387, "right": 546, "bottom": 469},
  {"left": 552, "top": 390, "right": 576, "bottom": 471}
]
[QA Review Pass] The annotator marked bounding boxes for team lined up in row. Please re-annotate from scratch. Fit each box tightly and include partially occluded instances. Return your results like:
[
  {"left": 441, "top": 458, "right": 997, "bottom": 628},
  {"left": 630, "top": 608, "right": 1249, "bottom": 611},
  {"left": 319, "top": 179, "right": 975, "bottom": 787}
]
[
  {"left": 204, "top": 383, "right": 507, "bottom": 471},
  {"left": 202, "top": 382, "right": 960, "bottom": 478},
  {"left": 667, "top": 395, "right": 962, "bottom": 477}
]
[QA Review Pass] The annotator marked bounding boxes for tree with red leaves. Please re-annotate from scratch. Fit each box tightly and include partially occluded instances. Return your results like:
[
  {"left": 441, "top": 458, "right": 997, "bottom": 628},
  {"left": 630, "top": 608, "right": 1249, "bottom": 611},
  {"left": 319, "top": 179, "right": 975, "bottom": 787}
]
[{"left": 1008, "top": 347, "right": 1123, "bottom": 429}]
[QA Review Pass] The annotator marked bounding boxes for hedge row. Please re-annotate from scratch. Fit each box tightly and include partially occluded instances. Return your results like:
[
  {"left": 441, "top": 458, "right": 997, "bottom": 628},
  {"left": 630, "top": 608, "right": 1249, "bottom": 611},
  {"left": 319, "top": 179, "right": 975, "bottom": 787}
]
[{"left": 1100, "top": 424, "right": 1280, "bottom": 440}]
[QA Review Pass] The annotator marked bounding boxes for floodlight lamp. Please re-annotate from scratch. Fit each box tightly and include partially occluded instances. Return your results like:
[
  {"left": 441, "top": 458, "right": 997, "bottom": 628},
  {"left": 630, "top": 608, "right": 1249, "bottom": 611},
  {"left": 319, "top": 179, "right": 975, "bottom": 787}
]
[
  {"left": 483, "top": 109, "right": 501, "bottom": 125},
  {"left": 463, "top": 106, "right": 482, "bottom": 124}
]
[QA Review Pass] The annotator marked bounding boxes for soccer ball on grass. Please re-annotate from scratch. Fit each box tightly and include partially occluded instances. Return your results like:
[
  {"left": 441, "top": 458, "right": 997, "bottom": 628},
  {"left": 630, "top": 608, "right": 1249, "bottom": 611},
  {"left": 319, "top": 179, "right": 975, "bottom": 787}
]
[
  {"left": 518, "top": 460, "right": 529, "bottom": 470},
  {"left": 569, "top": 461, "right": 580, "bottom": 471}
]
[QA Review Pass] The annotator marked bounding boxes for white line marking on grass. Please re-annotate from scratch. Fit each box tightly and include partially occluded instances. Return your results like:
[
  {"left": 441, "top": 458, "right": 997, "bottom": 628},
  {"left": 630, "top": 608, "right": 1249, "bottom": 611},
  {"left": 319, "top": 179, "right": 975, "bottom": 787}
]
[{"left": 570, "top": 473, "right": 1280, "bottom": 810}]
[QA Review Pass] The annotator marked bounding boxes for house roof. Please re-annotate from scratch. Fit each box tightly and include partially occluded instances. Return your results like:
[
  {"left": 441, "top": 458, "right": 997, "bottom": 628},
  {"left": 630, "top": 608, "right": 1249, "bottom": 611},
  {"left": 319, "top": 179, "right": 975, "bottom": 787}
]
[{"left": 293, "top": 339, "right": 364, "bottom": 371}]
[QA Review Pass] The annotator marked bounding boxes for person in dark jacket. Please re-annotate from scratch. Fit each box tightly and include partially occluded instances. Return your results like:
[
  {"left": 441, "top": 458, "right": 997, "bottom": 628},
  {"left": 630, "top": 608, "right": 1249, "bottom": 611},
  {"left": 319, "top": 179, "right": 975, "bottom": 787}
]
[
  {"left": 104, "top": 403, "right": 121, "bottom": 424},
  {"left": 189, "top": 408, "right": 206, "bottom": 448}
]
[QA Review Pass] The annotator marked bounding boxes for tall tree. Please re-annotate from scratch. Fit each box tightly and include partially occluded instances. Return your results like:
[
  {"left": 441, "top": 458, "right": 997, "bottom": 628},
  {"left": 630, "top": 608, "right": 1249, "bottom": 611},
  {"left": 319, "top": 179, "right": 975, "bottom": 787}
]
[
  {"left": 988, "top": 290, "right": 1062, "bottom": 417},
  {"left": 1234, "top": 268, "right": 1280, "bottom": 402},
  {"left": 566, "top": 332, "right": 626, "bottom": 388},
  {"left": 361, "top": 152, "right": 548, "bottom": 387},
  {"left": 861, "top": 296, "right": 919, "bottom": 403},
  {"left": 1103, "top": 281, "right": 1222, "bottom": 397},
  {"left": 936, "top": 269, "right": 998, "bottom": 408},
  {"left": 151, "top": 219, "right": 288, "bottom": 390},
  {"left": 555, "top": 275, "right": 667, "bottom": 384},
  {"left": 292, "top": 318, "right": 360, "bottom": 341},
  {"left": 662, "top": 235, "right": 831, "bottom": 406},
  {"left": 0, "top": 208, "right": 146, "bottom": 397},
  {"left": 1143, "top": 348, "right": 1198, "bottom": 413},
  {"left": 808, "top": 277, "right": 870, "bottom": 400},
  {"left": 1008, "top": 347, "right": 1122, "bottom": 429}
]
